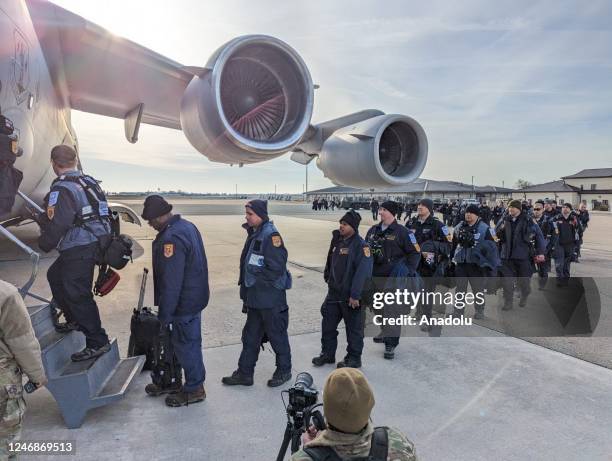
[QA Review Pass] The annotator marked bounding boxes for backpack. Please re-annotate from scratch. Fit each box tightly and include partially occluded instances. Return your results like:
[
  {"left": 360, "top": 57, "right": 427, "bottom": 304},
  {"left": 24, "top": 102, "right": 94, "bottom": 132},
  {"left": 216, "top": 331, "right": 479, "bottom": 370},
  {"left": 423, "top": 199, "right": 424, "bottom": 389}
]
[
  {"left": 61, "top": 174, "right": 133, "bottom": 269},
  {"left": 302, "top": 427, "right": 388, "bottom": 461}
]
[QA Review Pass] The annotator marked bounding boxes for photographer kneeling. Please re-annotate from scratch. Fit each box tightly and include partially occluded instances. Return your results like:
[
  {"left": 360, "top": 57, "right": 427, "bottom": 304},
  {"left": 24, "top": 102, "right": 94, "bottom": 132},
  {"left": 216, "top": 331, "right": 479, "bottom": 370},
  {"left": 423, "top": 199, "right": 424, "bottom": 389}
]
[{"left": 292, "top": 369, "right": 417, "bottom": 461}]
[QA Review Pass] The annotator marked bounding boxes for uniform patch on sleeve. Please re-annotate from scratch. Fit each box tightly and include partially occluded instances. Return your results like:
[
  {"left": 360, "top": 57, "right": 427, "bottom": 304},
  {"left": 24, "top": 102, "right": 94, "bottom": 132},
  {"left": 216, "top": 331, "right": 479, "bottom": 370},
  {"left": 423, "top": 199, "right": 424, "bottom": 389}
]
[
  {"left": 163, "top": 243, "right": 174, "bottom": 258},
  {"left": 47, "top": 206, "right": 55, "bottom": 220},
  {"left": 48, "top": 191, "right": 60, "bottom": 206},
  {"left": 363, "top": 246, "right": 371, "bottom": 258},
  {"left": 442, "top": 225, "right": 453, "bottom": 242},
  {"left": 272, "top": 235, "right": 283, "bottom": 247},
  {"left": 409, "top": 233, "right": 421, "bottom": 252}
]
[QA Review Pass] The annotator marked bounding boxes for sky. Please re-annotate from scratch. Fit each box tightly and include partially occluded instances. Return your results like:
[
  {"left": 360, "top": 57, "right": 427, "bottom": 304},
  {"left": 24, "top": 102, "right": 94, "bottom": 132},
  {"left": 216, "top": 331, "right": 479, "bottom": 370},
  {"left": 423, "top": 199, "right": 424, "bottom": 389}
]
[{"left": 51, "top": 0, "right": 612, "bottom": 194}]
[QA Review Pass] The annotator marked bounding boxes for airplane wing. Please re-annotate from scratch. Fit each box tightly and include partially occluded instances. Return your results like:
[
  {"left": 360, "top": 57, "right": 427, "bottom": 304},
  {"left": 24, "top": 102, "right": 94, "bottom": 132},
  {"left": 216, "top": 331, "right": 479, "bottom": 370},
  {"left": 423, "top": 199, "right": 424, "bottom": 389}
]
[{"left": 26, "top": 0, "right": 202, "bottom": 132}]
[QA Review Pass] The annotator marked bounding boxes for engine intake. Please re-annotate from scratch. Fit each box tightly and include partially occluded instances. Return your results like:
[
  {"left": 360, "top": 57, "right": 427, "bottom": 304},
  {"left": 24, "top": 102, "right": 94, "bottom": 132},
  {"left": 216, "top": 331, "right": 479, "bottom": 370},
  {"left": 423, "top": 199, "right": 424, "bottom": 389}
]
[
  {"left": 180, "top": 35, "right": 314, "bottom": 164},
  {"left": 315, "top": 114, "right": 427, "bottom": 188}
]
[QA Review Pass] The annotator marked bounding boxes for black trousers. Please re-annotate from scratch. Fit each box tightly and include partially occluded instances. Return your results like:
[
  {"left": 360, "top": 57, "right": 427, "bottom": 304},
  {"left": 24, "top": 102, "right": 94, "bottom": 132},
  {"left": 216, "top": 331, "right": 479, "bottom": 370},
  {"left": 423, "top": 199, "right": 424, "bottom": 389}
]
[
  {"left": 455, "top": 263, "right": 487, "bottom": 311},
  {"left": 555, "top": 244, "right": 574, "bottom": 280},
  {"left": 320, "top": 297, "right": 365, "bottom": 360},
  {"left": 47, "top": 244, "right": 109, "bottom": 348},
  {"left": 238, "top": 305, "right": 291, "bottom": 377},
  {"left": 500, "top": 258, "right": 533, "bottom": 302},
  {"left": 372, "top": 209, "right": 378, "bottom": 220}
]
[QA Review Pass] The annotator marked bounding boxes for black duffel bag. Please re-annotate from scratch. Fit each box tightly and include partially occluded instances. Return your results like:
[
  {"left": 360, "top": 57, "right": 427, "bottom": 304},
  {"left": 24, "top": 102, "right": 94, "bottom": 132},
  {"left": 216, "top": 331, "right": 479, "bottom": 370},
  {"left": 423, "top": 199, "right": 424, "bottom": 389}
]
[{"left": 102, "top": 233, "right": 133, "bottom": 269}]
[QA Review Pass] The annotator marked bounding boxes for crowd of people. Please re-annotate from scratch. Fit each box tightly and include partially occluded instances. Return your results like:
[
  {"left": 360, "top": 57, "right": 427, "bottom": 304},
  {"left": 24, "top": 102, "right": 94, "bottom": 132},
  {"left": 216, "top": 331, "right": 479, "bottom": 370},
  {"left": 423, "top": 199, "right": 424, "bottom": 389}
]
[{"left": 0, "top": 146, "right": 595, "bottom": 459}]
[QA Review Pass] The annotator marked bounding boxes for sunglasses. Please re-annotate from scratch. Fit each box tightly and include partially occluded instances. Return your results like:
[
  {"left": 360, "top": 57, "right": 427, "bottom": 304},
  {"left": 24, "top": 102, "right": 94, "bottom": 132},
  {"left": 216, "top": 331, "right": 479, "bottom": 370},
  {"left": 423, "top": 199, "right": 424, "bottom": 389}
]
[{"left": 534, "top": 208, "right": 543, "bottom": 211}]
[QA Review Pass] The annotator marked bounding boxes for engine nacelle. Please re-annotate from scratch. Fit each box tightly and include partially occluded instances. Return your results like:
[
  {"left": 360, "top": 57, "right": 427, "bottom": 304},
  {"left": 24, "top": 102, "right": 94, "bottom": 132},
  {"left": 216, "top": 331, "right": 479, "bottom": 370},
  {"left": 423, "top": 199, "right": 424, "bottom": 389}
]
[
  {"left": 315, "top": 114, "right": 428, "bottom": 188},
  {"left": 180, "top": 35, "right": 314, "bottom": 164}
]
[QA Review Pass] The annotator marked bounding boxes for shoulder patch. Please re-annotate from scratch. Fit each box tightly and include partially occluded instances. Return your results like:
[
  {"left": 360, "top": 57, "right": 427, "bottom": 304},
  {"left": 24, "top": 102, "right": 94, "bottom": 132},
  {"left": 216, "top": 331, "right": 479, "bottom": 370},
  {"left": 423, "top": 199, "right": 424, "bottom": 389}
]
[
  {"left": 47, "top": 206, "right": 55, "bottom": 220},
  {"left": 363, "top": 246, "right": 371, "bottom": 258},
  {"left": 163, "top": 243, "right": 174, "bottom": 258},
  {"left": 48, "top": 191, "right": 60, "bottom": 206},
  {"left": 272, "top": 235, "right": 283, "bottom": 248}
]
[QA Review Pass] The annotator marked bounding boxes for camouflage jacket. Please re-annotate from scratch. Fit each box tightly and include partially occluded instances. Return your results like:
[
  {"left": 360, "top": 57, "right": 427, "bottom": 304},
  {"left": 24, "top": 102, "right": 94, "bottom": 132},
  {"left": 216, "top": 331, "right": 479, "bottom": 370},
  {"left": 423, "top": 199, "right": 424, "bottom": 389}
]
[
  {"left": 291, "top": 423, "right": 417, "bottom": 461},
  {"left": 0, "top": 280, "right": 46, "bottom": 383}
]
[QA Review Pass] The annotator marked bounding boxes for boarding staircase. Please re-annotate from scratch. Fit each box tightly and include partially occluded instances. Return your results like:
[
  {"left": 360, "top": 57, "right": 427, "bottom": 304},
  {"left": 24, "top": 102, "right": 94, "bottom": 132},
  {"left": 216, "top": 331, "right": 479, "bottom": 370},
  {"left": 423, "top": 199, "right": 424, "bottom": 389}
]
[{"left": 1, "top": 193, "right": 144, "bottom": 429}]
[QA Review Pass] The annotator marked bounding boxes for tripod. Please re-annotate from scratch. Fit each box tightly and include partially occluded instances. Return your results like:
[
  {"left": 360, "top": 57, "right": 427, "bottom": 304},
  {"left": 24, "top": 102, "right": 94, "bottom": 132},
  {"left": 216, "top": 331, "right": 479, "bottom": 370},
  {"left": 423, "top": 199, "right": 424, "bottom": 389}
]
[{"left": 276, "top": 405, "right": 324, "bottom": 461}]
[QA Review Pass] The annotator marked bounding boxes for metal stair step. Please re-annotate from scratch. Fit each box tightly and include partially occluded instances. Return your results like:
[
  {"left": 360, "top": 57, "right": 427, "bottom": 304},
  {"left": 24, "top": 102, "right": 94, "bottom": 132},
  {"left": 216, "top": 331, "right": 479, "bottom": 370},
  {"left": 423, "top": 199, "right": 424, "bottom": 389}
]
[
  {"left": 27, "top": 304, "right": 55, "bottom": 339},
  {"left": 39, "top": 330, "right": 86, "bottom": 378},
  {"left": 92, "top": 356, "right": 145, "bottom": 404}
]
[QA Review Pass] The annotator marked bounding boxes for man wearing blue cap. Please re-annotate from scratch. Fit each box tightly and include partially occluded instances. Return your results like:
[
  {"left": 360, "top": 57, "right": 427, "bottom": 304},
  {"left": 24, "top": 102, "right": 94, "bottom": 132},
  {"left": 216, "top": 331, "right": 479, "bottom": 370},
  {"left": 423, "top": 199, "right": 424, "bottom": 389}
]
[{"left": 222, "top": 200, "right": 293, "bottom": 387}]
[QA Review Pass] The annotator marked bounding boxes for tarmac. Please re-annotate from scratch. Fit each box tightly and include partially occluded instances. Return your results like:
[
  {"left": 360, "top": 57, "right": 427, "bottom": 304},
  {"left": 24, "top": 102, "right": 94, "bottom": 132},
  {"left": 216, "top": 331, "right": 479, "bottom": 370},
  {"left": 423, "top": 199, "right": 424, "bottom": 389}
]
[{"left": 1, "top": 200, "right": 611, "bottom": 460}]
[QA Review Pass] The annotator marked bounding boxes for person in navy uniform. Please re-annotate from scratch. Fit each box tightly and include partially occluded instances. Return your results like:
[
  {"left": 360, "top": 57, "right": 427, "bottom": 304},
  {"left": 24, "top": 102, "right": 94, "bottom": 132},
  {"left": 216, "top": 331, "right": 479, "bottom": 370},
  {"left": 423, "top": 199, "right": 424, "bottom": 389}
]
[
  {"left": 365, "top": 201, "right": 420, "bottom": 359},
  {"left": 35, "top": 145, "right": 111, "bottom": 362},
  {"left": 451, "top": 204, "right": 499, "bottom": 319},
  {"left": 496, "top": 199, "right": 546, "bottom": 310},
  {"left": 553, "top": 203, "right": 581, "bottom": 286},
  {"left": 312, "top": 210, "right": 373, "bottom": 369},
  {"left": 406, "top": 198, "right": 452, "bottom": 330},
  {"left": 142, "top": 195, "right": 209, "bottom": 407},
  {"left": 532, "top": 200, "right": 557, "bottom": 289},
  {"left": 222, "top": 200, "right": 292, "bottom": 387}
]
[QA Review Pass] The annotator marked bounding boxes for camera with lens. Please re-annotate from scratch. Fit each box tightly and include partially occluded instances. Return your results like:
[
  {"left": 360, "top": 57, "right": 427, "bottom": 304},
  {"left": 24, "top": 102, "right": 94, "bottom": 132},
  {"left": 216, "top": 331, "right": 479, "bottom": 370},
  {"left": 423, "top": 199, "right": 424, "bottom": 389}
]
[
  {"left": 368, "top": 233, "right": 386, "bottom": 264},
  {"left": 277, "top": 372, "right": 326, "bottom": 461},
  {"left": 289, "top": 371, "right": 319, "bottom": 410},
  {"left": 456, "top": 226, "right": 476, "bottom": 248}
]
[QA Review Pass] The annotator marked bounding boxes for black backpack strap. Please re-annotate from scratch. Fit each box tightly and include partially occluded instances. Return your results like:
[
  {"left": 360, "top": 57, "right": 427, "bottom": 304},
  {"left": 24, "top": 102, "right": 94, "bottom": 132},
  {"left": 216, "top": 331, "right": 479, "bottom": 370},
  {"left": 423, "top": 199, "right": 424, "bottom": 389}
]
[
  {"left": 302, "top": 446, "right": 343, "bottom": 461},
  {"left": 302, "top": 428, "right": 388, "bottom": 461},
  {"left": 368, "top": 427, "right": 389, "bottom": 461}
]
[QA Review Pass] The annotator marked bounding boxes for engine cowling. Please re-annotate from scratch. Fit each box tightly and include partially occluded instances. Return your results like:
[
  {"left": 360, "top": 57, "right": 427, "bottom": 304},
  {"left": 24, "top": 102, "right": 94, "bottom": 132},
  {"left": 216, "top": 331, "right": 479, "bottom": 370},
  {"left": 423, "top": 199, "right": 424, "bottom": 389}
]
[
  {"left": 315, "top": 114, "right": 428, "bottom": 188},
  {"left": 180, "top": 35, "right": 314, "bottom": 164}
]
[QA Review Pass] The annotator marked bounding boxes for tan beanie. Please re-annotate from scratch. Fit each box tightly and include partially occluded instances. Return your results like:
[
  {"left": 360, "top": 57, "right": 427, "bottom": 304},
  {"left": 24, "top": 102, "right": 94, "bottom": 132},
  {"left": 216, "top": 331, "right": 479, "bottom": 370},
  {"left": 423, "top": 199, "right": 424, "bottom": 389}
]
[{"left": 323, "top": 368, "right": 375, "bottom": 434}]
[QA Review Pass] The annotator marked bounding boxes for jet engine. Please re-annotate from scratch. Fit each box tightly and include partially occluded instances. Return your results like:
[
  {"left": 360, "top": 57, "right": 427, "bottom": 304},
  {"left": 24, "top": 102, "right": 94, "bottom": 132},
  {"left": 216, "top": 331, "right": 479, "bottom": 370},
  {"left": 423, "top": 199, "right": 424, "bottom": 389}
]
[
  {"left": 315, "top": 114, "right": 428, "bottom": 188},
  {"left": 180, "top": 35, "right": 314, "bottom": 164}
]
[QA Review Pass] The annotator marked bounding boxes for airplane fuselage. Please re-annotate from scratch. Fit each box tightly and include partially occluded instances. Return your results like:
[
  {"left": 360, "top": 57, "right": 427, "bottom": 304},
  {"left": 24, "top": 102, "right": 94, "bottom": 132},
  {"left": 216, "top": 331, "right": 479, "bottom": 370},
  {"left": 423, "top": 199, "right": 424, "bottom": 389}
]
[{"left": 1, "top": 0, "right": 77, "bottom": 221}]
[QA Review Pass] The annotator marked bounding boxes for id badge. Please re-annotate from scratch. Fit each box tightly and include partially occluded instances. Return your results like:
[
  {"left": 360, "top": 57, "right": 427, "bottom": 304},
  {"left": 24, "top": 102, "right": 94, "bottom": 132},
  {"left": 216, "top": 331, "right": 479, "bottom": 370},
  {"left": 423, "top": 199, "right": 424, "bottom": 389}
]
[{"left": 248, "top": 254, "right": 264, "bottom": 267}]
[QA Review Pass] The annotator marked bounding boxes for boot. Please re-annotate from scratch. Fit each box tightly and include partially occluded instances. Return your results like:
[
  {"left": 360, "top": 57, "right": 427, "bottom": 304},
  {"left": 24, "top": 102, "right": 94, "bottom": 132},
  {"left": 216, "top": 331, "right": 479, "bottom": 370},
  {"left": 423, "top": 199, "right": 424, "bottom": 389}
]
[
  {"left": 165, "top": 385, "right": 206, "bottom": 407},
  {"left": 501, "top": 299, "right": 513, "bottom": 311},
  {"left": 71, "top": 343, "right": 111, "bottom": 362},
  {"left": 312, "top": 354, "right": 335, "bottom": 367},
  {"left": 372, "top": 333, "right": 385, "bottom": 344},
  {"left": 518, "top": 295, "right": 528, "bottom": 307},
  {"left": 145, "top": 382, "right": 181, "bottom": 397},
  {"left": 383, "top": 344, "right": 396, "bottom": 360},
  {"left": 221, "top": 370, "right": 253, "bottom": 386},
  {"left": 336, "top": 357, "right": 361, "bottom": 369},
  {"left": 267, "top": 370, "right": 292, "bottom": 387},
  {"left": 55, "top": 321, "right": 79, "bottom": 333},
  {"left": 473, "top": 308, "right": 485, "bottom": 320}
]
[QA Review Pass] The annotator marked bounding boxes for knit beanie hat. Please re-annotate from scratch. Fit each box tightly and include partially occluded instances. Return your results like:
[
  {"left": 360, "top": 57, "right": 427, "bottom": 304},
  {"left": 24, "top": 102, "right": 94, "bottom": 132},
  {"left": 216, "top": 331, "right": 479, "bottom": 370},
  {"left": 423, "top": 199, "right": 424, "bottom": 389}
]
[{"left": 323, "top": 368, "right": 375, "bottom": 434}]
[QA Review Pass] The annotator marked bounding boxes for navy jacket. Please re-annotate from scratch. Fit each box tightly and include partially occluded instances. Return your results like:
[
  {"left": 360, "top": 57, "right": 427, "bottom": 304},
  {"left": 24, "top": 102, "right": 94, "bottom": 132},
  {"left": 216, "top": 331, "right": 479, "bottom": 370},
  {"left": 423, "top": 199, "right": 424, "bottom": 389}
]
[
  {"left": 38, "top": 171, "right": 110, "bottom": 253},
  {"left": 496, "top": 213, "right": 545, "bottom": 260},
  {"left": 153, "top": 215, "right": 209, "bottom": 324},
  {"left": 239, "top": 220, "right": 289, "bottom": 309},
  {"left": 324, "top": 230, "right": 373, "bottom": 301},
  {"left": 365, "top": 220, "right": 420, "bottom": 277}
]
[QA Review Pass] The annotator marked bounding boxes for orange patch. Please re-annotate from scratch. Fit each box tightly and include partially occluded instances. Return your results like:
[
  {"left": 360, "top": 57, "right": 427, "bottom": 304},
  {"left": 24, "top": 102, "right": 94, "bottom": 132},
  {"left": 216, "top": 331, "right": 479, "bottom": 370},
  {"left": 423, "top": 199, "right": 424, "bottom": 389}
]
[
  {"left": 363, "top": 247, "right": 371, "bottom": 258},
  {"left": 163, "top": 243, "right": 174, "bottom": 258},
  {"left": 46, "top": 206, "right": 55, "bottom": 220},
  {"left": 272, "top": 235, "right": 282, "bottom": 247}
]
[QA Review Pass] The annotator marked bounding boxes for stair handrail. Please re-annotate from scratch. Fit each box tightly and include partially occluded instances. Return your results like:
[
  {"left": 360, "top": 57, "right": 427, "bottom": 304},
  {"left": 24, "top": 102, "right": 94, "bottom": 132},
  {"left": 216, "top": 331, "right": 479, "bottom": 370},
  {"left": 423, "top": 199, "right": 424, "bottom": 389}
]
[{"left": 0, "top": 223, "right": 42, "bottom": 300}]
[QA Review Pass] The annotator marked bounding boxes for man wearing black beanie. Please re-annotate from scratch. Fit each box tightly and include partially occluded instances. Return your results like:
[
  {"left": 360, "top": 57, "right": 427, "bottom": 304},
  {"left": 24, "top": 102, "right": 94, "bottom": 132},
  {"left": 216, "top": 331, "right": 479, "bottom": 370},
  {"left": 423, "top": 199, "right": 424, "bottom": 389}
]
[
  {"left": 312, "top": 210, "right": 373, "bottom": 369},
  {"left": 406, "top": 198, "right": 452, "bottom": 330},
  {"left": 223, "top": 200, "right": 293, "bottom": 387},
  {"left": 142, "top": 195, "right": 209, "bottom": 406},
  {"left": 365, "top": 202, "right": 420, "bottom": 360}
]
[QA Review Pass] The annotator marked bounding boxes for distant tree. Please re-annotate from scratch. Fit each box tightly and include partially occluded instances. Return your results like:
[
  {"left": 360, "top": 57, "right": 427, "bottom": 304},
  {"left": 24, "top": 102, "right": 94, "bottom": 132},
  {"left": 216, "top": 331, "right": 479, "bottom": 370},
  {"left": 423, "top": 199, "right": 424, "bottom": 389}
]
[{"left": 515, "top": 179, "right": 533, "bottom": 189}]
